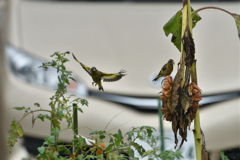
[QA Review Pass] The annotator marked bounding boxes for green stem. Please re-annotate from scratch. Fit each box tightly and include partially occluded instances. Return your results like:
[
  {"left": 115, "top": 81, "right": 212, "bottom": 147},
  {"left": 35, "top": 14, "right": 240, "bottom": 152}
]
[
  {"left": 73, "top": 103, "right": 78, "bottom": 154},
  {"left": 158, "top": 99, "right": 165, "bottom": 152},
  {"left": 19, "top": 109, "right": 51, "bottom": 122},
  {"left": 191, "top": 60, "right": 202, "bottom": 160},
  {"left": 192, "top": 6, "right": 233, "bottom": 17},
  {"left": 182, "top": 0, "right": 202, "bottom": 159}
]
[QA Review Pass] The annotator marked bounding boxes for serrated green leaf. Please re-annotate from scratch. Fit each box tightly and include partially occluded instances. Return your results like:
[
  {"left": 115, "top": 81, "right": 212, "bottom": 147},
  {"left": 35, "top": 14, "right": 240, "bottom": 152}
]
[
  {"left": 37, "top": 146, "right": 46, "bottom": 154},
  {"left": 47, "top": 135, "right": 55, "bottom": 144},
  {"left": 58, "top": 109, "right": 63, "bottom": 119},
  {"left": 52, "top": 127, "right": 60, "bottom": 137},
  {"left": 62, "top": 58, "right": 69, "bottom": 63}
]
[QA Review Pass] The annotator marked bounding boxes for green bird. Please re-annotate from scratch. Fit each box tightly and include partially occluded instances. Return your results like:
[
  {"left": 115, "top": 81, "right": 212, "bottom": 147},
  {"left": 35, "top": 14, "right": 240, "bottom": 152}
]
[
  {"left": 72, "top": 53, "right": 126, "bottom": 91},
  {"left": 153, "top": 59, "right": 174, "bottom": 81}
]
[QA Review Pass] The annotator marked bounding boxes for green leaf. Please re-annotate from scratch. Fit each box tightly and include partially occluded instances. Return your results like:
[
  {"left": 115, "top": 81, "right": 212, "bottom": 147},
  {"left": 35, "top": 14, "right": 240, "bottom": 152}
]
[
  {"left": 57, "top": 109, "right": 63, "bottom": 119},
  {"left": 89, "top": 131, "right": 98, "bottom": 135},
  {"left": 163, "top": 8, "right": 201, "bottom": 52},
  {"left": 163, "top": 10, "right": 182, "bottom": 51},
  {"left": 125, "top": 131, "right": 134, "bottom": 141},
  {"left": 118, "top": 129, "right": 123, "bottom": 139},
  {"left": 60, "top": 65, "right": 65, "bottom": 70},
  {"left": 51, "top": 60, "right": 57, "bottom": 66},
  {"left": 192, "top": 9, "right": 202, "bottom": 28},
  {"left": 37, "top": 146, "right": 46, "bottom": 154},
  {"left": 62, "top": 58, "right": 69, "bottom": 63},
  {"left": 81, "top": 99, "right": 88, "bottom": 106},
  {"left": 113, "top": 133, "right": 120, "bottom": 139},
  {"left": 220, "top": 150, "right": 229, "bottom": 160},
  {"left": 100, "top": 135, "right": 105, "bottom": 139},
  {"left": 232, "top": 13, "right": 240, "bottom": 38},
  {"left": 77, "top": 107, "right": 83, "bottom": 113},
  {"left": 46, "top": 135, "right": 55, "bottom": 144},
  {"left": 52, "top": 127, "right": 60, "bottom": 137},
  {"left": 34, "top": 103, "right": 40, "bottom": 108},
  {"left": 13, "top": 107, "right": 25, "bottom": 110},
  {"left": 105, "top": 144, "right": 114, "bottom": 152},
  {"left": 115, "top": 139, "right": 121, "bottom": 146}
]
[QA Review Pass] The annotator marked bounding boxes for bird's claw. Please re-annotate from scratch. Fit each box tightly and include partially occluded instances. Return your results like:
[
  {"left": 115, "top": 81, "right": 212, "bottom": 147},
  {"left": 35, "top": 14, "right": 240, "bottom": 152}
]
[{"left": 92, "top": 82, "right": 97, "bottom": 87}]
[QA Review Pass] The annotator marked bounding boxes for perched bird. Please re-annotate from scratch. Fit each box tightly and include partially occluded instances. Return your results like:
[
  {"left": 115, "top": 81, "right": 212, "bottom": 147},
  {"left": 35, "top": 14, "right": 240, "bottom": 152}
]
[
  {"left": 153, "top": 59, "right": 174, "bottom": 81},
  {"left": 72, "top": 53, "right": 126, "bottom": 91}
]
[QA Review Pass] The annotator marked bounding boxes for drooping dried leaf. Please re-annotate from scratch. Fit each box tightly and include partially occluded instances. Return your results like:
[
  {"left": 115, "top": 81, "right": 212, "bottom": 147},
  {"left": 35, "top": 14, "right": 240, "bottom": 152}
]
[
  {"left": 180, "top": 93, "right": 192, "bottom": 114},
  {"left": 232, "top": 13, "right": 240, "bottom": 38},
  {"left": 171, "top": 67, "right": 182, "bottom": 113},
  {"left": 182, "top": 26, "right": 195, "bottom": 66},
  {"left": 201, "top": 130, "right": 211, "bottom": 160}
]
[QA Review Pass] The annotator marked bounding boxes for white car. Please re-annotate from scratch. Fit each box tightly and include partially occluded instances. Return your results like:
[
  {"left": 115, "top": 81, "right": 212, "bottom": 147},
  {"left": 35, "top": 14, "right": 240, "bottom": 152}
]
[{"left": 1, "top": 0, "right": 240, "bottom": 159}]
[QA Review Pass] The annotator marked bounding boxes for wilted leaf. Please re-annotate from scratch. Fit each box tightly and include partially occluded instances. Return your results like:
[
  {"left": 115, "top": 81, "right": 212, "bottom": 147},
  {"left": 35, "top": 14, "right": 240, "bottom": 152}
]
[
  {"left": 171, "top": 67, "right": 182, "bottom": 113},
  {"left": 201, "top": 130, "right": 211, "bottom": 160},
  {"left": 180, "top": 93, "right": 192, "bottom": 114},
  {"left": 17, "top": 125, "right": 23, "bottom": 138},
  {"left": 232, "top": 13, "right": 240, "bottom": 38},
  {"left": 182, "top": 26, "right": 195, "bottom": 66}
]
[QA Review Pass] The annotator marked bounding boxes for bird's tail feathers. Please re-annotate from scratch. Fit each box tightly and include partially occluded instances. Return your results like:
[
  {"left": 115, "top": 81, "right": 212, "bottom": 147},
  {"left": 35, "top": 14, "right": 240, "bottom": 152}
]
[
  {"left": 152, "top": 77, "right": 159, "bottom": 81},
  {"left": 98, "top": 83, "right": 104, "bottom": 91}
]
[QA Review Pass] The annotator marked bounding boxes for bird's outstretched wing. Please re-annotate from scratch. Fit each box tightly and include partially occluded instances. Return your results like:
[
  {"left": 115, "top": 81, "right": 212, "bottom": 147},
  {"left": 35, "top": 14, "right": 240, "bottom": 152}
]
[
  {"left": 102, "top": 69, "right": 126, "bottom": 82},
  {"left": 72, "top": 53, "right": 91, "bottom": 75}
]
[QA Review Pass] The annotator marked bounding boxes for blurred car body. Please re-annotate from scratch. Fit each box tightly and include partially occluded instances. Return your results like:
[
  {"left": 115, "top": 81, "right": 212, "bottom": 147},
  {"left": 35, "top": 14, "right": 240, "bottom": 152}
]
[{"left": 1, "top": 0, "right": 240, "bottom": 159}]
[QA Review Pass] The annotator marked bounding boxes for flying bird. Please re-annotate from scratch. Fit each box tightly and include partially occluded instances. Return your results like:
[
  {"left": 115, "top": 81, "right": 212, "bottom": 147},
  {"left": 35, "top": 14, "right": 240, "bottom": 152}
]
[
  {"left": 72, "top": 53, "right": 126, "bottom": 91},
  {"left": 153, "top": 59, "right": 174, "bottom": 81}
]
